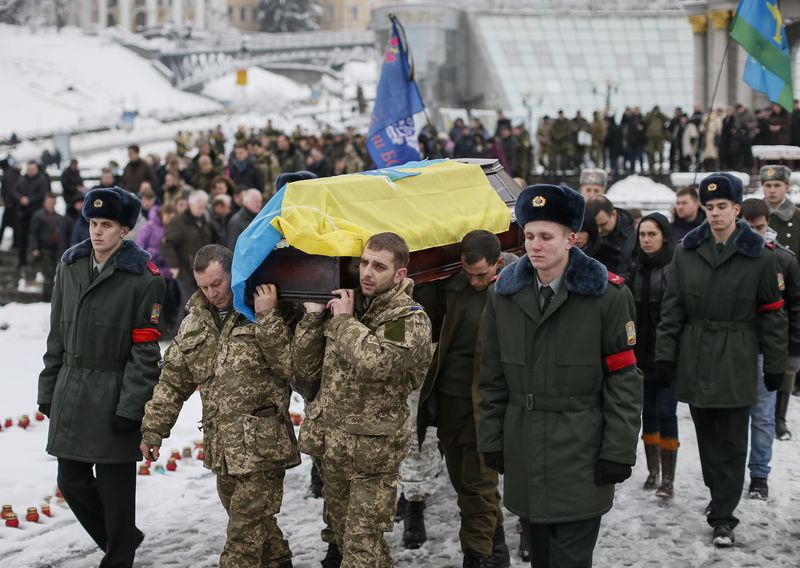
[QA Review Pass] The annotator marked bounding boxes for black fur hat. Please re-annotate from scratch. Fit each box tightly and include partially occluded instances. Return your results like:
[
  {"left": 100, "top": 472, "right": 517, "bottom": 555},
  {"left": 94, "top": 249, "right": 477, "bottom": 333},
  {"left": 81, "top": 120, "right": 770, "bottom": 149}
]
[
  {"left": 515, "top": 184, "right": 585, "bottom": 232},
  {"left": 82, "top": 186, "right": 141, "bottom": 229},
  {"left": 275, "top": 171, "right": 318, "bottom": 191},
  {"left": 699, "top": 173, "right": 743, "bottom": 205}
]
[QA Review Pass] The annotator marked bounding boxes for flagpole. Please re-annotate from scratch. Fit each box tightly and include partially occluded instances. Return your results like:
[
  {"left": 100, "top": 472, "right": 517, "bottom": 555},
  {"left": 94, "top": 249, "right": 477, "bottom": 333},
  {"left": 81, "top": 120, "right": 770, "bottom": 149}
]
[
  {"left": 692, "top": 39, "right": 730, "bottom": 185},
  {"left": 389, "top": 14, "right": 434, "bottom": 139}
]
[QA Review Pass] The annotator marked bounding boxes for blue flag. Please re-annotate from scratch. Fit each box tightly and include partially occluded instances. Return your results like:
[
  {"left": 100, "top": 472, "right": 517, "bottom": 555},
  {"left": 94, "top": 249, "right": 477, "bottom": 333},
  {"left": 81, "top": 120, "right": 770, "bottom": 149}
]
[
  {"left": 367, "top": 16, "right": 425, "bottom": 168},
  {"left": 730, "top": 0, "right": 793, "bottom": 111}
]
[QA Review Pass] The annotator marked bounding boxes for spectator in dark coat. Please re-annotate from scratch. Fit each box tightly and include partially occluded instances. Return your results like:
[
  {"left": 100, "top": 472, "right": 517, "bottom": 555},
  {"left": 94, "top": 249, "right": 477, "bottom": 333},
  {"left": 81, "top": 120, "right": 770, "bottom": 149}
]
[
  {"left": 29, "top": 192, "right": 71, "bottom": 300},
  {"left": 121, "top": 145, "right": 156, "bottom": 194},
  {"left": 160, "top": 190, "right": 221, "bottom": 323},
  {"left": 228, "top": 144, "right": 265, "bottom": 191},
  {"left": 225, "top": 189, "right": 262, "bottom": 250},
  {"left": 670, "top": 186, "right": 706, "bottom": 246},
  {"left": 69, "top": 195, "right": 89, "bottom": 246},
  {"left": 92, "top": 168, "right": 116, "bottom": 190},
  {"left": 0, "top": 157, "right": 21, "bottom": 249},
  {"left": 585, "top": 196, "right": 637, "bottom": 280},
  {"left": 60, "top": 159, "right": 84, "bottom": 220},
  {"left": 11, "top": 161, "right": 48, "bottom": 272},
  {"left": 275, "top": 135, "right": 305, "bottom": 173}
]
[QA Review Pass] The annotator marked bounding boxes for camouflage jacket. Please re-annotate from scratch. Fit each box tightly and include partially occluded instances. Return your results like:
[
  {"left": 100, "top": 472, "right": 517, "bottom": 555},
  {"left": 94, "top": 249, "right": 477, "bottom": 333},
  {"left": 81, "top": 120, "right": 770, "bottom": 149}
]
[
  {"left": 141, "top": 291, "right": 300, "bottom": 475},
  {"left": 293, "top": 278, "right": 432, "bottom": 474}
]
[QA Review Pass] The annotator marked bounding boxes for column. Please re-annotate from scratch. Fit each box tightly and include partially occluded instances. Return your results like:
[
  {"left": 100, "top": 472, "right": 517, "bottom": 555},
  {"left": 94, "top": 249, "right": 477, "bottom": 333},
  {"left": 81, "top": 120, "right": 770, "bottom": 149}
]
[
  {"left": 97, "top": 0, "right": 107, "bottom": 27},
  {"left": 688, "top": 14, "right": 708, "bottom": 108},
  {"left": 708, "top": 8, "right": 733, "bottom": 108},
  {"left": 146, "top": 0, "right": 157, "bottom": 27},
  {"left": 194, "top": 0, "right": 206, "bottom": 30},
  {"left": 173, "top": 0, "right": 184, "bottom": 27},
  {"left": 119, "top": 0, "right": 131, "bottom": 30},
  {"left": 79, "top": 0, "right": 92, "bottom": 29}
]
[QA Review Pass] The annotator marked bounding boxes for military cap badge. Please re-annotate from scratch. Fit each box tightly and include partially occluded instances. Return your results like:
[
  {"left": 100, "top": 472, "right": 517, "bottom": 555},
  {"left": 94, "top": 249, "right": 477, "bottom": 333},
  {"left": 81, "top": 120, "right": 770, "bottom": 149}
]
[
  {"left": 625, "top": 321, "right": 636, "bottom": 346},
  {"left": 707, "top": 183, "right": 717, "bottom": 191},
  {"left": 94, "top": 199, "right": 103, "bottom": 207},
  {"left": 767, "top": 167, "right": 775, "bottom": 177},
  {"left": 532, "top": 195, "right": 547, "bottom": 207}
]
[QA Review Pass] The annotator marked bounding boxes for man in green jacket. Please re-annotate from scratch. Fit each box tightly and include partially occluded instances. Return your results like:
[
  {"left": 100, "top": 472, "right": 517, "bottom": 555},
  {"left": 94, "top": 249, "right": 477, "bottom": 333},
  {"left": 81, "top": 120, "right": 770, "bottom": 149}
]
[
  {"left": 37, "top": 186, "right": 166, "bottom": 568},
  {"left": 656, "top": 172, "right": 787, "bottom": 548},
  {"left": 417, "top": 230, "right": 515, "bottom": 568},
  {"left": 478, "top": 184, "right": 642, "bottom": 568},
  {"left": 141, "top": 245, "right": 299, "bottom": 568}
]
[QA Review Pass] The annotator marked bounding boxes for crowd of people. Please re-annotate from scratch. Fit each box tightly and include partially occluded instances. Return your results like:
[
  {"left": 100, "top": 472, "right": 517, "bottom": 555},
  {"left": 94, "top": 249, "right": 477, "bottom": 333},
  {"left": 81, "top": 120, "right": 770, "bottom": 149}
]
[{"left": 1, "top": 116, "right": 799, "bottom": 567}]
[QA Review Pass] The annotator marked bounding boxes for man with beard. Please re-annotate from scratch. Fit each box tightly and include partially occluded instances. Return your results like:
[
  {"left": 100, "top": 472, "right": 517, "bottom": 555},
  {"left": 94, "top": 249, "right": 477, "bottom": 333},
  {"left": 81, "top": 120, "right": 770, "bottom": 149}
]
[{"left": 293, "top": 232, "right": 432, "bottom": 567}]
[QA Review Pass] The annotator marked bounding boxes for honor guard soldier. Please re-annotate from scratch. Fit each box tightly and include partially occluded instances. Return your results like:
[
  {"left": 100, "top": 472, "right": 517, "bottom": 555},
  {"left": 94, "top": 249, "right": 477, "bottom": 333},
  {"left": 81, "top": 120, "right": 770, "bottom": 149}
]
[
  {"left": 293, "top": 232, "right": 432, "bottom": 568},
  {"left": 37, "top": 187, "right": 166, "bottom": 568},
  {"left": 478, "top": 184, "right": 643, "bottom": 568},
  {"left": 656, "top": 173, "right": 787, "bottom": 547},
  {"left": 141, "top": 245, "right": 299, "bottom": 568}
]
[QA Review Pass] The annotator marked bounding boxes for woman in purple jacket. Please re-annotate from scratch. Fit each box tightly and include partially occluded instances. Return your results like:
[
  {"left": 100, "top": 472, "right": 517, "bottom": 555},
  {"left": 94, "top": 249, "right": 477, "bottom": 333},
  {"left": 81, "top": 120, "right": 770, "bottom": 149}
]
[{"left": 136, "top": 204, "right": 178, "bottom": 335}]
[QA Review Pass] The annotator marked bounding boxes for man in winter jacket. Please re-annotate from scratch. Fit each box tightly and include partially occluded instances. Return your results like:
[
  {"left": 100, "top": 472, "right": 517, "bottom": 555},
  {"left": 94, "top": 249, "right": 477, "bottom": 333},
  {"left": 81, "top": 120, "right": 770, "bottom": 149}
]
[
  {"left": 225, "top": 189, "right": 262, "bottom": 251},
  {"left": 670, "top": 186, "right": 706, "bottom": 246},
  {"left": 585, "top": 196, "right": 637, "bottom": 280},
  {"left": 656, "top": 173, "right": 787, "bottom": 547},
  {"left": 141, "top": 245, "right": 298, "bottom": 568},
  {"left": 416, "top": 230, "right": 514, "bottom": 567},
  {"left": 762, "top": 165, "right": 800, "bottom": 256},
  {"left": 37, "top": 186, "right": 165, "bottom": 568},
  {"left": 13, "top": 160, "right": 48, "bottom": 271},
  {"left": 229, "top": 143, "right": 265, "bottom": 192},
  {"left": 28, "top": 192, "right": 71, "bottom": 300},
  {"left": 121, "top": 145, "right": 156, "bottom": 195},
  {"left": 479, "top": 184, "right": 642, "bottom": 568},
  {"left": 292, "top": 232, "right": 432, "bottom": 568}
]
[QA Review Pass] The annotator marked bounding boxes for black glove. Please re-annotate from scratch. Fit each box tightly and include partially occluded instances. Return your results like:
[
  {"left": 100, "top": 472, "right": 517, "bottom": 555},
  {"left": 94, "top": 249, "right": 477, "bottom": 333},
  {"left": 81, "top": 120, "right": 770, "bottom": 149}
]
[
  {"left": 482, "top": 451, "right": 505, "bottom": 475},
  {"left": 764, "top": 373, "right": 785, "bottom": 392},
  {"left": 654, "top": 361, "right": 676, "bottom": 387},
  {"left": 594, "top": 459, "right": 632, "bottom": 486},
  {"left": 38, "top": 404, "right": 50, "bottom": 418},
  {"left": 112, "top": 415, "right": 141, "bottom": 435}
]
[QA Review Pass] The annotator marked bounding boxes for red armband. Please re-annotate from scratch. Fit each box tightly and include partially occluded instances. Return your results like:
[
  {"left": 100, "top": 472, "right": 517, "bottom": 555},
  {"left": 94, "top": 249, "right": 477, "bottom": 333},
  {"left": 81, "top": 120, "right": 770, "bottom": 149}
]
[
  {"left": 757, "top": 299, "right": 784, "bottom": 313},
  {"left": 132, "top": 328, "right": 161, "bottom": 343},
  {"left": 604, "top": 349, "right": 636, "bottom": 372}
]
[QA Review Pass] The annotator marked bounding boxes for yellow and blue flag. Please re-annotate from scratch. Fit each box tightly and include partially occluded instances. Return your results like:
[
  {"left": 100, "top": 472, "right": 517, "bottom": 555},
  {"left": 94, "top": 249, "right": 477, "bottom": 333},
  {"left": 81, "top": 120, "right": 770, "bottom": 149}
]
[
  {"left": 366, "top": 15, "right": 425, "bottom": 168},
  {"left": 730, "top": 0, "right": 793, "bottom": 111}
]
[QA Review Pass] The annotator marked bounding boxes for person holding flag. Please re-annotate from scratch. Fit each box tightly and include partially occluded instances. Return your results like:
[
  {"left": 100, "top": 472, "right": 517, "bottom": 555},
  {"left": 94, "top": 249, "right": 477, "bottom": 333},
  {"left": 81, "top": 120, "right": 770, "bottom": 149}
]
[
  {"left": 731, "top": 0, "right": 794, "bottom": 111},
  {"left": 367, "top": 14, "right": 426, "bottom": 169}
]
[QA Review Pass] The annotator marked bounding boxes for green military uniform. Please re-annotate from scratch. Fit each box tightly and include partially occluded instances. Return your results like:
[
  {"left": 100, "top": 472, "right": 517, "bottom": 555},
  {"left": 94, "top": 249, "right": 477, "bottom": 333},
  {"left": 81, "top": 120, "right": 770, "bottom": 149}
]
[
  {"left": 478, "top": 248, "right": 642, "bottom": 524},
  {"left": 645, "top": 107, "right": 668, "bottom": 172},
  {"left": 549, "top": 117, "right": 574, "bottom": 172},
  {"left": 417, "top": 253, "right": 517, "bottom": 558},
  {"left": 293, "top": 278, "right": 432, "bottom": 568},
  {"left": 141, "top": 291, "right": 300, "bottom": 568},
  {"left": 768, "top": 197, "right": 800, "bottom": 256},
  {"left": 255, "top": 151, "right": 282, "bottom": 197},
  {"left": 656, "top": 220, "right": 787, "bottom": 530}
]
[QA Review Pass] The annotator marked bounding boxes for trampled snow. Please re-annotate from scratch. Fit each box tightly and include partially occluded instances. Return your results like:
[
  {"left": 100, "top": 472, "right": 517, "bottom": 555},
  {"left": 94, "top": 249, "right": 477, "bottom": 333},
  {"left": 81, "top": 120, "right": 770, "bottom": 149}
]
[
  {"left": 202, "top": 67, "right": 312, "bottom": 109},
  {"left": 1, "top": 302, "right": 799, "bottom": 566}
]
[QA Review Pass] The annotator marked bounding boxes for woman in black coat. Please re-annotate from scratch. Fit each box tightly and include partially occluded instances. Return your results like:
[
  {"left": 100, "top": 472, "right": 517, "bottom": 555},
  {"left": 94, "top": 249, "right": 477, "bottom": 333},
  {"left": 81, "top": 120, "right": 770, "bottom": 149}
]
[{"left": 628, "top": 212, "right": 678, "bottom": 499}]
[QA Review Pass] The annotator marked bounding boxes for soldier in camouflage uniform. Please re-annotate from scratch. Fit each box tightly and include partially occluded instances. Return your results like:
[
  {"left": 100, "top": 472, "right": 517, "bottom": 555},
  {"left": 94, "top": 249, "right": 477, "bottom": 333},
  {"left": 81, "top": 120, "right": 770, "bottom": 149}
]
[
  {"left": 293, "top": 232, "right": 433, "bottom": 568},
  {"left": 140, "top": 245, "right": 299, "bottom": 568}
]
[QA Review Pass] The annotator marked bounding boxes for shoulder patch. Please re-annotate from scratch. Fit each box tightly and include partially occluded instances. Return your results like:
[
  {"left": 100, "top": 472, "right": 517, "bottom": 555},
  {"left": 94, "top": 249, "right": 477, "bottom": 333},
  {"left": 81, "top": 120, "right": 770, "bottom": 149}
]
[
  {"left": 778, "top": 272, "right": 785, "bottom": 291},
  {"left": 384, "top": 318, "right": 406, "bottom": 342},
  {"left": 146, "top": 261, "right": 161, "bottom": 276},
  {"left": 406, "top": 305, "right": 425, "bottom": 312},
  {"left": 607, "top": 271, "right": 625, "bottom": 286}
]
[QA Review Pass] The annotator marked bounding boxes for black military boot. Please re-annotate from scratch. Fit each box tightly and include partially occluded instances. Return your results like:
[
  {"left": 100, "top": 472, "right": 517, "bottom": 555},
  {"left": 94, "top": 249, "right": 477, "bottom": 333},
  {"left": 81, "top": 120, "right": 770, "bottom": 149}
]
[
  {"left": 487, "top": 525, "right": 510, "bottom": 568},
  {"left": 395, "top": 492, "right": 408, "bottom": 523},
  {"left": 655, "top": 446, "right": 677, "bottom": 500},
  {"left": 309, "top": 461, "right": 323, "bottom": 499},
  {"left": 748, "top": 477, "right": 769, "bottom": 500},
  {"left": 402, "top": 499, "right": 426, "bottom": 549},
  {"left": 775, "top": 391, "right": 792, "bottom": 441},
  {"left": 642, "top": 441, "right": 660, "bottom": 490},
  {"left": 321, "top": 542, "right": 342, "bottom": 568},
  {"left": 463, "top": 551, "right": 490, "bottom": 568},
  {"left": 517, "top": 519, "right": 531, "bottom": 562}
]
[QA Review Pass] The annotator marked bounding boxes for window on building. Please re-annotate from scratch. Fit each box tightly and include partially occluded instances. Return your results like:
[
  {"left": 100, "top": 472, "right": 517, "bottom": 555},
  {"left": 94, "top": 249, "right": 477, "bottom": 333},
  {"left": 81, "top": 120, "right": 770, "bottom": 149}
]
[
  {"left": 328, "top": 5, "right": 334, "bottom": 20},
  {"left": 228, "top": 6, "right": 233, "bottom": 18},
  {"left": 241, "top": 7, "right": 246, "bottom": 21},
  {"left": 253, "top": 7, "right": 258, "bottom": 20},
  {"left": 351, "top": 6, "right": 358, "bottom": 21}
]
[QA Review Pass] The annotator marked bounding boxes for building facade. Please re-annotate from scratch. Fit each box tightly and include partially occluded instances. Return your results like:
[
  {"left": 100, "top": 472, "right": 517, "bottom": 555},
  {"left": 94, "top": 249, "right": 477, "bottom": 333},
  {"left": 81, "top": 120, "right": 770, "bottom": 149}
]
[{"left": 67, "top": 0, "right": 247, "bottom": 32}]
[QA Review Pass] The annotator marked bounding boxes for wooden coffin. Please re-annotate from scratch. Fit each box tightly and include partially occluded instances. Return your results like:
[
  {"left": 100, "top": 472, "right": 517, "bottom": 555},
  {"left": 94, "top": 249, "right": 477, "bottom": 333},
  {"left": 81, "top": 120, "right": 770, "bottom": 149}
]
[{"left": 247, "top": 159, "right": 524, "bottom": 303}]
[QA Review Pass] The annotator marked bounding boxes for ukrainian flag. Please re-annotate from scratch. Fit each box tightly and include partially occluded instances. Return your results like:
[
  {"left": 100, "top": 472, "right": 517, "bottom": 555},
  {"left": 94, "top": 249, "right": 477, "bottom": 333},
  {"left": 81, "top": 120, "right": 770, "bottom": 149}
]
[{"left": 730, "top": 0, "right": 793, "bottom": 111}]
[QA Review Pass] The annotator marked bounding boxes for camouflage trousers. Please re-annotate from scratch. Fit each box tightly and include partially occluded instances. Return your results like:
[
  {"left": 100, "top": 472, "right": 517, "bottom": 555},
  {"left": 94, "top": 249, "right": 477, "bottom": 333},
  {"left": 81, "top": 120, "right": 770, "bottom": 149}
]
[
  {"left": 216, "top": 469, "right": 291, "bottom": 568},
  {"left": 400, "top": 388, "right": 444, "bottom": 501},
  {"left": 321, "top": 465, "right": 398, "bottom": 568},
  {"left": 436, "top": 393, "right": 503, "bottom": 557}
]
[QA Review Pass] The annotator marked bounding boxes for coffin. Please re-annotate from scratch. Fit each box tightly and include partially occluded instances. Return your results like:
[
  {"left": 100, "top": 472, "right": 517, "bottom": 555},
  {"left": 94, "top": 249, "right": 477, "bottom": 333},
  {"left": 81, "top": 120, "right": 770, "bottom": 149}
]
[{"left": 247, "top": 159, "right": 524, "bottom": 303}]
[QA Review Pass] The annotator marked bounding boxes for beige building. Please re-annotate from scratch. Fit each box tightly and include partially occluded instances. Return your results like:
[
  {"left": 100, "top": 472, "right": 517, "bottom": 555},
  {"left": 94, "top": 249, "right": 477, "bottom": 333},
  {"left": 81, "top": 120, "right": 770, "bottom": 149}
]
[
  {"left": 67, "top": 0, "right": 247, "bottom": 32},
  {"left": 321, "top": 0, "right": 393, "bottom": 31}
]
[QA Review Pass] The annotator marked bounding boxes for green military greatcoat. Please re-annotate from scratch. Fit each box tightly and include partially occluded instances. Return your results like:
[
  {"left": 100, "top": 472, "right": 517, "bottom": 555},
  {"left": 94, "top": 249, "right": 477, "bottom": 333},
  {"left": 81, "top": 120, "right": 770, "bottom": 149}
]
[
  {"left": 478, "top": 248, "right": 642, "bottom": 523},
  {"left": 656, "top": 220, "right": 787, "bottom": 407}
]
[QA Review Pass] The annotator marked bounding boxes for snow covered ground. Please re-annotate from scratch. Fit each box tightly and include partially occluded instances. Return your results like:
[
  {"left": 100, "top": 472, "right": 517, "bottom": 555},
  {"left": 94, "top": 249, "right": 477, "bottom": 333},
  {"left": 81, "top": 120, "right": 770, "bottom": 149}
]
[{"left": 0, "top": 302, "right": 799, "bottom": 566}]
